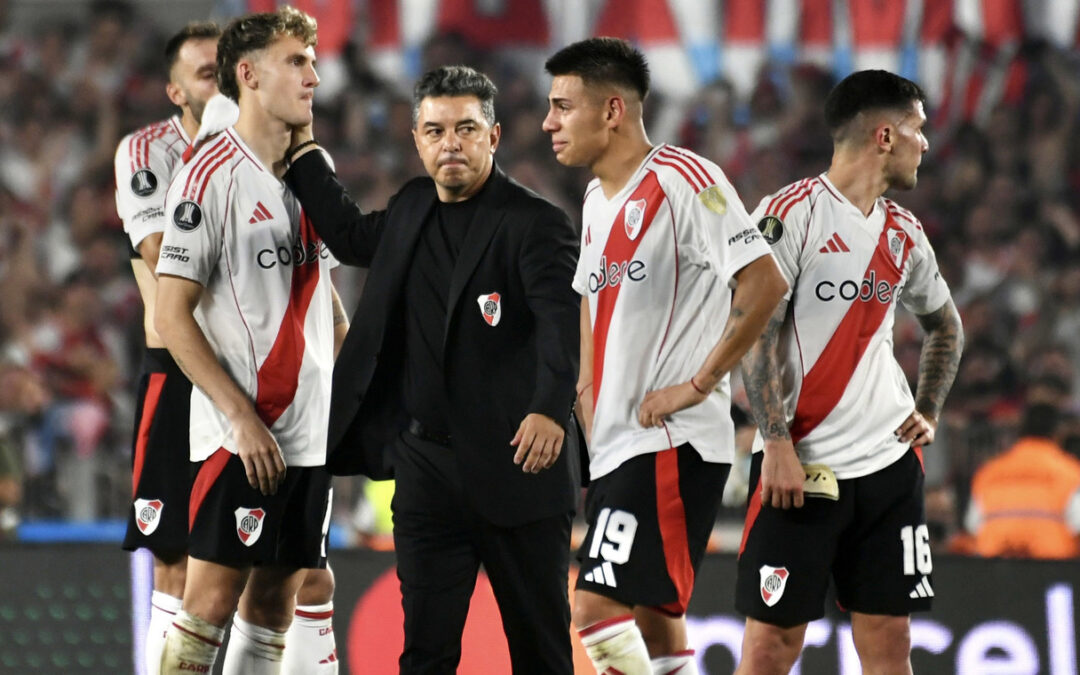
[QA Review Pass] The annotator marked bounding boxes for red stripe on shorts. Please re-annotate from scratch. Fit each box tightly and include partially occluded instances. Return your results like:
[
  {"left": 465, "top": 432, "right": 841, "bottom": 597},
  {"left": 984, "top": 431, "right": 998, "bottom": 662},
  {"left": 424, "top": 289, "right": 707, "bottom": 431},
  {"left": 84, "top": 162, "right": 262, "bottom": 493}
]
[
  {"left": 131, "top": 373, "right": 166, "bottom": 497},
  {"left": 739, "top": 479, "right": 764, "bottom": 557},
  {"left": 188, "top": 448, "right": 232, "bottom": 532},
  {"left": 656, "top": 448, "right": 693, "bottom": 614}
]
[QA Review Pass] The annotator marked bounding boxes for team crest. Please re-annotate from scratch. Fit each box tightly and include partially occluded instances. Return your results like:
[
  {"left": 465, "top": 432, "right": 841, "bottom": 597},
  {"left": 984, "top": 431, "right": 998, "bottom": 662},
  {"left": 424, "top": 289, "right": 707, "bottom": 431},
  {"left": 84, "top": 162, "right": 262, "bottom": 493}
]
[
  {"left": 887, "top": 228, "right": 907, "bottom": 268},
  {"left": 759, "top": 565, "right": 790, "bottom": 607},
  {"left": 698, "top": 186, "right": 728, "bottom": 214},
  {"left": 477, "top": 292, "right": 502, "bottom": 326},
  {"left": 134, "top": 498, "right": 164, "bottom": 535},
  {"left": 131, "top": 169, "right": 158, "bottom": 197},
  {"left": 234, "top": 507, "right": 266, "bottom": 547},
  {"left": 173, "top": 200, "right": 203, "bottom": 232},
  {"left": 624, "top": 199, "right": 646, "bottom": 240},
  {"left": 757, "top": 216, "right": 784, "bottom": 245}
]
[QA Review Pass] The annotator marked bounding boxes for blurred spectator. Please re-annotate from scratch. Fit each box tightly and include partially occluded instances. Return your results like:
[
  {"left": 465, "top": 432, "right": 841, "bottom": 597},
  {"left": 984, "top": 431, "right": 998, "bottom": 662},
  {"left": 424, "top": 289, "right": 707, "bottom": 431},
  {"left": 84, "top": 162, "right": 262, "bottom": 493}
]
[{"left": 965, "top": 403, "right": 1080, "bottom": 558}]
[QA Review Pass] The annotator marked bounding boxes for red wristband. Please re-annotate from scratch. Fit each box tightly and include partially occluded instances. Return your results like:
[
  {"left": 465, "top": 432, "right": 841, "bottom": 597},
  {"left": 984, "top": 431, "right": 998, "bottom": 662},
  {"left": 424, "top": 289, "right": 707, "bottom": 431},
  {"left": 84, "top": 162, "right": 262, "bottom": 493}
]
[{"left": 690, "top": 377, "right": 707, "bottom": 395}]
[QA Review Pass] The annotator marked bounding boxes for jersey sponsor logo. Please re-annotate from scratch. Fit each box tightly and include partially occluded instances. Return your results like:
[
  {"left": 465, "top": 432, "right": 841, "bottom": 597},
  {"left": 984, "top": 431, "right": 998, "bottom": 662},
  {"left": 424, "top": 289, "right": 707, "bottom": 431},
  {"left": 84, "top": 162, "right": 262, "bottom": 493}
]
[
  {"left": 728, "top": 227, "right": 761, "bottom": 247},
  {"left": 234, "top": 507, "right": 266, "bottom": 546},
  {"left": 160, "top": 245, "right": 190, "bottom": 263},
  {"left": 624, "top": 198, "right": 646, "bottom": 240},
  {"left": 587, "top": 254, "right": 648, "bottom": 294},
  {"left": 134, "top": 498, "right": 164, "bottom": 535},
  {"left": 814, "top": 269, "right": 899, "bottom": 304},
  {"left": 133, "top": 206, "right": 165, "bottom": 222},
  {"left": 130, "top": 169, "right": 158, "bottom": 197},
  {"left": 256, "top": 240, "right": 330, "bottom": 269},
  {"left": 759, "top": 565, "right": 789, "bottom": 607},
  {"left": 476, "top": 292, "right": 502, "bottom": 326},
  {"left": 173, "top": 200, "right": 203, "bottom": 232},
  {"left": 757, "top": 215, "right": 784, "bottom": 245},
  {"left": 887, "top": 228, "right": 907, "bottom": 267},
  {"left": 698, "top": 185, "right": 728, "bottom": 214}
]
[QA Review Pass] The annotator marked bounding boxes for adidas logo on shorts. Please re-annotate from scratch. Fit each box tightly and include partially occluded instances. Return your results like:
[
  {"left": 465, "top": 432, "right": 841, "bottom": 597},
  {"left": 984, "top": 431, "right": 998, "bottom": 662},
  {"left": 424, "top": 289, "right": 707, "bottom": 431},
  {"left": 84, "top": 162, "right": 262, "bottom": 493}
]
[
  {"left": 909, "top": 576, "right": 934, "bottom": 599},
  {"left": 583, "top": 561, "right": 618, "bottom": 588}
]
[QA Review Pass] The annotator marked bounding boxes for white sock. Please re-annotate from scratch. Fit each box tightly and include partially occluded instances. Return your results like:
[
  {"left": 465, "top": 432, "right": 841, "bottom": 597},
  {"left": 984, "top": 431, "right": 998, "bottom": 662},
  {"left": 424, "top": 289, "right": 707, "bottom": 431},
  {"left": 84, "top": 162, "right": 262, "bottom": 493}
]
[
  {"left": 652, "top": 649, "right": 699, "bottom": 674},
  {"left": 222, "top": 614, "right": 286, "bottom": 675},
  {"left": 282, "top": 602, "right": 338, "bottom": 673},
  {"left": 146, "top": 591, "right": 182, "bottom": 675},
  {"left": 579, "top": 615, "right": 652, "bottom": 675},
  {"left": 160, "top": 609, "right": 224, "bottom": 673}
]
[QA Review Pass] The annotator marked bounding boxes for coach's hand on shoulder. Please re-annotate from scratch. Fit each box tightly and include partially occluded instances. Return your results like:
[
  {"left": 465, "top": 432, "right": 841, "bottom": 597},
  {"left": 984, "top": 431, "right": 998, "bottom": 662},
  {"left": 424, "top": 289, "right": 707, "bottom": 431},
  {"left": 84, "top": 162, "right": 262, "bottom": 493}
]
[
  {"left": 511, "top": 413, "right": 565, "bottom": 474},
  {"left": 896, "top": 410, "right": 936, "bottom": 448},
  {"left": 761, "top": 439, "right": 805, "bottom": 509},
  {"left": 233, "top": 408, "right": 286, "bottom": 495},
  {"left": 638, "top": 380, "right": 708, "bottom": 429}
]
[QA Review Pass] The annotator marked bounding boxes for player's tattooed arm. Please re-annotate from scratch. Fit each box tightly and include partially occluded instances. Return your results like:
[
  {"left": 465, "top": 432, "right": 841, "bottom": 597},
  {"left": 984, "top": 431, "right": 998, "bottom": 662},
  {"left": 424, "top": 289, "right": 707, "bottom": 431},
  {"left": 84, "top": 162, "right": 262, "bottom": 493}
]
[
  {"left": 914, "top": 298, "right": 964, "bottom": 422},
  {"left": 740, "top": 299, "right": 791, "bottom": 441}
]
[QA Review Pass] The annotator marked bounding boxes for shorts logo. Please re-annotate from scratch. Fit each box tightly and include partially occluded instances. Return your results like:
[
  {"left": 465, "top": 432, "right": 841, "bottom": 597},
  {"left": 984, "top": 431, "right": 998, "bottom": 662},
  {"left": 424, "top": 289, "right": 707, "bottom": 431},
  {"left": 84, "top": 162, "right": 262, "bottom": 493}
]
[
  {"left": 173, "top": 200, "right": 203, "bottom": 232},
  {"left": 134, "top": 498, "right": 164, "bottom": 535},
  {"left": 477, "top": 292, "right": 502, "bottom": 326},
  {"left": 582, "top": 561, "right": 618, "bottom": 588},
  {"left": 234, "top": 507, "right": 266, "bottom": 547},
  {"left": 757, "top": 215, "right": 784, "bottom": 245},
  {"left": 624, "top": 199, "right": 646, "bottom": 240},
  {"left": 759, "top": 565, "right": 789, "bottom": 607},
  {"left": 131, "top": 169, "right": 158, "bottom": 197}
]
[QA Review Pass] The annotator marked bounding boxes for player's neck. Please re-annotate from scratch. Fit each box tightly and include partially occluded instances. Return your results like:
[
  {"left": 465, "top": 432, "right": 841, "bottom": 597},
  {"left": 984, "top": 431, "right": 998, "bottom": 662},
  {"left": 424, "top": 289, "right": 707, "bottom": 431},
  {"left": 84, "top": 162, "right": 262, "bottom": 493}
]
[
  {"left": 826, "top": 152, "right": 888, "bottom": 217},
  {"left": 234, "top": 104, "right": 291, "bottom": 177},
  {"left": 179, "top": 111, "right": 200, "bottom": 143},
  {"left": 593, "top": 132, "right": 653, "bottom": 200}
]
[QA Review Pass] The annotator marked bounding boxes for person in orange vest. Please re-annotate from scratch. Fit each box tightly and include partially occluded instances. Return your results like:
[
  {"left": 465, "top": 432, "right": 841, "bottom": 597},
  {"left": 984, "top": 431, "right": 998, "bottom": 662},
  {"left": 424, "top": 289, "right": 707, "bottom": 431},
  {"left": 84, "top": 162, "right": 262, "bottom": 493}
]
[{"left": 966, "top": 403, "right": 1080, "bottom": 558}]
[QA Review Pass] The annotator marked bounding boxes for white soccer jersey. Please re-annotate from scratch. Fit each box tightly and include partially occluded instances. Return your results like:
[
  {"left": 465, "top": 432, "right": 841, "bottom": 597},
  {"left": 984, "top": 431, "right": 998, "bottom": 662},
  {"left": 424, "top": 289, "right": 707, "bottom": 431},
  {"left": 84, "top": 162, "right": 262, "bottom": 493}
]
[
  {"left": 114, "top": 116, "right": 190, "bottom": 250},
  {"left": 749, "top": 174, "right": 952, "bottom": 479},
  {"left": 157, "top": 128, "right": 336, "bottom": 467},
  {"left": 574, "top": 144, "right": 774, "bottom": 480}
]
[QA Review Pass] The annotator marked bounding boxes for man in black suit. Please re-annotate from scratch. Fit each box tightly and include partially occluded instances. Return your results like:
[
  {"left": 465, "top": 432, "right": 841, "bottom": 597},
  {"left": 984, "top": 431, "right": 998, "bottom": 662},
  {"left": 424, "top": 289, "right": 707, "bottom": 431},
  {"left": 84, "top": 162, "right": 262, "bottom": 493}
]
[{"left": 283, "top": 66, "right": 580, "bottom": 674}]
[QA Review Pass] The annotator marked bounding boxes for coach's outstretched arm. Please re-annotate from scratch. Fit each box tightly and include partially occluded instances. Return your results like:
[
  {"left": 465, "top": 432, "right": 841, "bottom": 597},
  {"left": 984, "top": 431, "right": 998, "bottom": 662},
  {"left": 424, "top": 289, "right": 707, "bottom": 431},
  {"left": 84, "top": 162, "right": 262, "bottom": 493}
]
[
  {"left": 155, "top": 275, "right": 285, "bottom": 496},
  {"left": 638, "top": 255, "right": 787, "bottom": 426},
  {"left": 897, "top": 298, "right": 964, "bottom": 447},
  {"left": 283, "top": 125, "right": 389, "bottom": 267}
]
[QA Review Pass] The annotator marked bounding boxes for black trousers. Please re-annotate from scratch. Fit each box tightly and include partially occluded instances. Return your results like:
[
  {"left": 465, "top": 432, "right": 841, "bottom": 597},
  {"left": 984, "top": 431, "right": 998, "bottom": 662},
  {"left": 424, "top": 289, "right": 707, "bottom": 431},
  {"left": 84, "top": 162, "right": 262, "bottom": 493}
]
[{"left": 392, "top": 430, "right": 574, "bottom": 675}]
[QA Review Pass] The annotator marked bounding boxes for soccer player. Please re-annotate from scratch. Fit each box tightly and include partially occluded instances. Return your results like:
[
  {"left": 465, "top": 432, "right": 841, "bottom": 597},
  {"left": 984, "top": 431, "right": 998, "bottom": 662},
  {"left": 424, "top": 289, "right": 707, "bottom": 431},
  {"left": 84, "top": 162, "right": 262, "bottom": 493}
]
[
  {"left": 542, "top": 38, "right": 787, "bottom": 675},
  {"left": 734, "top": 70, "right": 964, "bottom": 674},
  {"left": 154, "top": 8, "right": 344, "bottom": 673},
  {"left": 113, "top": 21, "right": 220, "bottom": 675}
]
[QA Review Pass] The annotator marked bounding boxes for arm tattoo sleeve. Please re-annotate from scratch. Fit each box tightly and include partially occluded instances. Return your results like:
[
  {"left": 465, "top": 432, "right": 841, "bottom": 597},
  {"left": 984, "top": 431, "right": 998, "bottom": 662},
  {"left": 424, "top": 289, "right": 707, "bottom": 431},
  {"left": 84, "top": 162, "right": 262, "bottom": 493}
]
[
  {"left": 740, "top": 299, "right": 791, "bottom": 441},
  {"left": 914, "top": 299, "right": 965, "bottom": 421}
]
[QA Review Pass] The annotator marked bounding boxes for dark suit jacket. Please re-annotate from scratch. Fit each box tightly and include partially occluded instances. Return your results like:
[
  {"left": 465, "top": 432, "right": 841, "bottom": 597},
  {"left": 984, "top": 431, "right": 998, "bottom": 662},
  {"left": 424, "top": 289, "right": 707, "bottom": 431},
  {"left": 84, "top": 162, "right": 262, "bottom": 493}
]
[{"left": 285, "top": 151, "right": 581, "bottom": 526}]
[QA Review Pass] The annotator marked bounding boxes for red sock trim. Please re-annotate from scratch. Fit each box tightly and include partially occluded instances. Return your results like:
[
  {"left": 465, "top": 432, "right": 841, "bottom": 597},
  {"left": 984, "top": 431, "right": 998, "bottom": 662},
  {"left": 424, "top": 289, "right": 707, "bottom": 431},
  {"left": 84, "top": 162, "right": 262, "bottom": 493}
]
[
  {"left": 578, "top": 614, "right": 635, "bottom": 639},
  {"left": 295, "top": 608, "right": 334, "bottom": 620},
  {"left": 173, "top": 622, "right": 222, "bottom": 648}
]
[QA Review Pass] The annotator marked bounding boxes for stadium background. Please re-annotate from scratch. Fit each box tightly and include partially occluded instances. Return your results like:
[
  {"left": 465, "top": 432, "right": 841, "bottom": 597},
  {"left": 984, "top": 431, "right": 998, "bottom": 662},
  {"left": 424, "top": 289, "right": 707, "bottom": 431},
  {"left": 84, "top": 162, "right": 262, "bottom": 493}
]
[{"left": 0, "top": 0, "right": 1079, "bottom": 673}]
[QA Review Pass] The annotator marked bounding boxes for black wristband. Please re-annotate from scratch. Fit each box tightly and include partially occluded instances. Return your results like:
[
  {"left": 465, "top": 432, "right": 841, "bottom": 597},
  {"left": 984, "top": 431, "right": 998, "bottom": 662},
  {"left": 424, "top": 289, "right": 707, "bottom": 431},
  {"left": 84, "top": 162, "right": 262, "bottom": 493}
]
[{"left": 286, "top": 139, "right": 318, "bottom": 163}]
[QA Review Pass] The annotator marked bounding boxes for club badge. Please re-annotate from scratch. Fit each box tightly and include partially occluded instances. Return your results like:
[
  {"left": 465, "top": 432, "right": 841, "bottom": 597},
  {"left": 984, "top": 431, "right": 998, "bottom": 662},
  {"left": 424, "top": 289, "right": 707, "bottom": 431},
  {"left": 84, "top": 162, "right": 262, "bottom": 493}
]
[
  {"left": 887, "top": 228, "right": 907, "bottom": 268},
  {"left": 134, "top": 498, "right": 164, "bottom": 535},
  {"left": 624, "top": 199, "right": 646, "bottom": 240},
  {"left": 234, "top": 507, "right": 266, "bottom": 547},
  {"left": 477, "top": 292, "right": 502, "bottom": 327},
  {"left": 759, "top": 565, "right": 790, "bottom": 607}
]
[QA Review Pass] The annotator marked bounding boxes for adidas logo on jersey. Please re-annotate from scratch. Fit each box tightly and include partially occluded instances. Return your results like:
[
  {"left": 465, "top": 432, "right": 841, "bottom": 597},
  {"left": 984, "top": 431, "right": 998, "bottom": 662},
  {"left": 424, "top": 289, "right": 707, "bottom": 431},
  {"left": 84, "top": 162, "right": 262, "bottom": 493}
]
[
  {"left": 583, "top": 561, "right": 618, "bottom": 588},
  {"left": 819, "top": 232, "right": 850, "bottom": 253},
  {"left": 909, "top": 576, "right": 934, "bottom": 599},
  {"left": 249, "top": 201, "right": 273, "bottom": 224}
]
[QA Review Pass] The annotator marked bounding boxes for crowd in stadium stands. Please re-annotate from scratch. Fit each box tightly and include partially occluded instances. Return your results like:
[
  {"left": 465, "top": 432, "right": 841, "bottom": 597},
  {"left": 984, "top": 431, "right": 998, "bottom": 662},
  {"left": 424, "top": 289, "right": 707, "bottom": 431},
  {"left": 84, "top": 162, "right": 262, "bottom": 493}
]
[{"left": 1, "top": 0, "right": 1079, "bottom": 557}]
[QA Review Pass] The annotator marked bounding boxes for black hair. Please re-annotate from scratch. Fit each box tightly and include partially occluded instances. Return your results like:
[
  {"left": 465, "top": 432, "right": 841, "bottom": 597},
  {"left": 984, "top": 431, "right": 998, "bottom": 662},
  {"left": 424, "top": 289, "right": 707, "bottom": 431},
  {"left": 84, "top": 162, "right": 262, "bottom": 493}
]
[
  {"left": 824, "top": 70, "right": 926, "bottom": 140},
  {"left": 1020, "top": 403, "right": 1060, "bottom": 439},
  {"left": 544, "top": 37, "right": 650, "bottom": 101},
  {"left": 164, "top": 21, "right": 221, "bottom": 74},
  {"left": 411, "top": 65, "right": 497, "bottom": 126}
]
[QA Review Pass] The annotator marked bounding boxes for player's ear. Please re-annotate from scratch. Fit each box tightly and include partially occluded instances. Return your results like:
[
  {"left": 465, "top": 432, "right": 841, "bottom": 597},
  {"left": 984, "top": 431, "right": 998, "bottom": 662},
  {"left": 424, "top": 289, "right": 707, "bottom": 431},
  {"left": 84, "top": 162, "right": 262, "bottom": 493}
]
[
  {"left": 488, "top": 121, "right": 501, "bottom": 153},
  {"left": 605, "top": 95, "right": 625, "bottom": 127},
  {"left": 166, "top": 81, "right": 185, "bottom": 108},
  {"left": 236, "top": 57, "right": 257, "bottom": 92}
]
